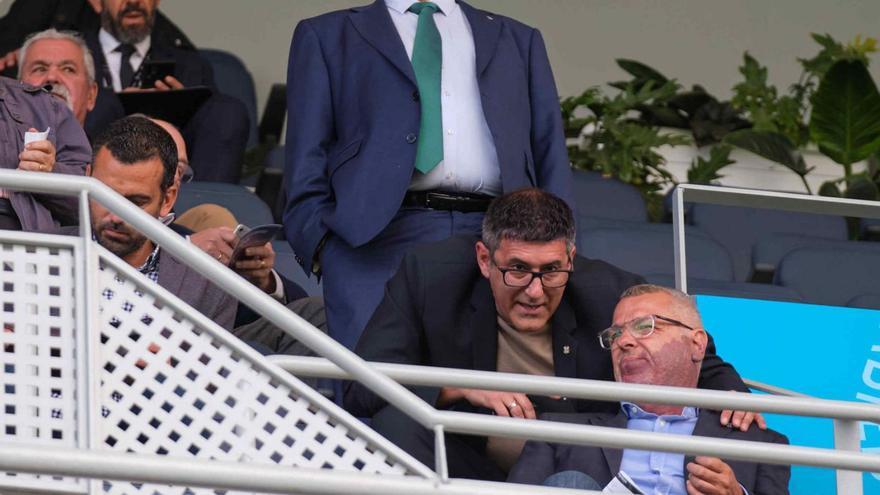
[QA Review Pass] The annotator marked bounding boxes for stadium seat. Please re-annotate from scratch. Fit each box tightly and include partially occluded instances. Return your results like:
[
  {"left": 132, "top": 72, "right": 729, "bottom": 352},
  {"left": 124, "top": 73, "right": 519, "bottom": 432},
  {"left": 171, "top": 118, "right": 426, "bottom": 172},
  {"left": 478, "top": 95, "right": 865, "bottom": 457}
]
[
  {"left": 690, "top": 202, "right": 847, "bottom": 282},
  {"left": 199, "top": 48, "right": 258, "bottom": 148},
  {"left": 273, "top": 241, "right": 322, "bottom": 297},
  {"left": 647, "top": 275, "right": 802, "bottom": 303},
  {"left": 775, "top": 245, "right": 880, "bottom": 307},
  {"left": 177, "top": 181, "right": 274, "bottom": 228},
  {"left": 577, "top": 221, "right": 734, "bottom": 281},
  {"left": 753, "top": 234, "right": 880, "bottom": 280},
  {"left": 571, "top": 169, "right": 648, "bottom": 222}
]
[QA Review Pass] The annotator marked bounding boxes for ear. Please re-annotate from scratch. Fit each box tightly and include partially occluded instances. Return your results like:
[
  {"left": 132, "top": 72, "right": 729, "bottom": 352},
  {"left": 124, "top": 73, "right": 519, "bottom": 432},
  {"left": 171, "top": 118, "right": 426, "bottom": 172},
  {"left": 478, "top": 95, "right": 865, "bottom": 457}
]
[
  {"left": 690, "top": 328, "right": 708, "bottom": 363},
  {"left": 158, "top": 181, "right": 178, "bottom": 218},
  {"left": 475, "top": 241, "right": 492, "bottom": 279},
  {"left": 86, "top": 81, "right": 98, "bottom": 112}
]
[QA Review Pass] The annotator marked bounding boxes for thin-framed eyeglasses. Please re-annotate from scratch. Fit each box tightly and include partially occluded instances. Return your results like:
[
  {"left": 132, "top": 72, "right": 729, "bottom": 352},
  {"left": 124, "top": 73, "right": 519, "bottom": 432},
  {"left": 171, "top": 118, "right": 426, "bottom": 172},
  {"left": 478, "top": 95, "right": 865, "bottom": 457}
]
[
  {"left": 492, "top": 256, "right": 573, "bottom": 288},
  {"left": 598, "top": 314, "right": 695, "bottom": 350}
]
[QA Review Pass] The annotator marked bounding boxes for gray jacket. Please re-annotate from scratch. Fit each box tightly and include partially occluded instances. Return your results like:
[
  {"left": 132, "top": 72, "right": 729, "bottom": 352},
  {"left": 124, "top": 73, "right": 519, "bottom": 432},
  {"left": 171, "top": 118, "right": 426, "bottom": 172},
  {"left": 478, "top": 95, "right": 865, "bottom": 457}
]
[
  {"left": 157, "top": 251, "right": 237, "bottom": 331},
  {"left": 0, "top": 77, "right": 90, "bottom": 231}
]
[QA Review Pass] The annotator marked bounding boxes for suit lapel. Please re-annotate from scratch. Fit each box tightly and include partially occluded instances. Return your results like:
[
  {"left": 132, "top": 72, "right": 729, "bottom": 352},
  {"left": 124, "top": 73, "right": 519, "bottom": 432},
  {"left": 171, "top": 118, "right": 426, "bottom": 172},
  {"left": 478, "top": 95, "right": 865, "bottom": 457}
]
[
  {"left": 551, "top": 299, "right": 578, "bottom": 378},
  {"left": 349, "top": 1, "right": 417, "bottom": 86},
  {"left": 594, "top": 411, "right": 628, "bottom": 474},
  {"left": 458, "top": 0, "right": 501, "bottom": 77},
  {"left": 469, "top": 277, "right": 498, "bottom": 372},
  {"left": 156, "top": 250, "right": 184, "bottom": 298},
  {"left": 684, "top": 410, "right": 733, "bottom": 468}
]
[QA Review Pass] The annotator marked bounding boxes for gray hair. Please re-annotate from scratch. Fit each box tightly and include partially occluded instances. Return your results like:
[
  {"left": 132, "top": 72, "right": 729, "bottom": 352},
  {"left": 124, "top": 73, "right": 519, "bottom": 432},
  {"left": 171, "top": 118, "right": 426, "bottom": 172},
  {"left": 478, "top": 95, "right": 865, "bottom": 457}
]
[
  {"left": 620, "top": 284, "right": 703, "bottom": 327},
  {"left": 481, "top": 188, "right": 576, "bottom": 254},
  {"left": 18, "top": 29, "right": 96, "bottom": 83}
]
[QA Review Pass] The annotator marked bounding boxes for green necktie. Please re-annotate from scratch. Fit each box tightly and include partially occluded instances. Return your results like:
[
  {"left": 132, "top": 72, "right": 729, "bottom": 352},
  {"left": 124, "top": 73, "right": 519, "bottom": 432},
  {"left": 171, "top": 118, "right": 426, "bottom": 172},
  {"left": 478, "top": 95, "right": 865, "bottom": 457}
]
[{"left": 408, "top": 2, "right": 443, "bottom": 174}]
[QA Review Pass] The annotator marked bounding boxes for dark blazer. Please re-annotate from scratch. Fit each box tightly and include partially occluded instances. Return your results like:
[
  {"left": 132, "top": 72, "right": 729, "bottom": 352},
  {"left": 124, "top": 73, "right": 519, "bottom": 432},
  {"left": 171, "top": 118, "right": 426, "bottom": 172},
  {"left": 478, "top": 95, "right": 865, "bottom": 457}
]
[
  {"left": 508, "top": 410, "right": 790, "bottom": 494},
  {"left": 343, "top": 236, "right": 749, "bottom": 417},
  {"left": 83, "top": 32, "right": 214, "bottom": 138},
  {"left": 283, "top": 0, "right": 574, "bottom": 270}
]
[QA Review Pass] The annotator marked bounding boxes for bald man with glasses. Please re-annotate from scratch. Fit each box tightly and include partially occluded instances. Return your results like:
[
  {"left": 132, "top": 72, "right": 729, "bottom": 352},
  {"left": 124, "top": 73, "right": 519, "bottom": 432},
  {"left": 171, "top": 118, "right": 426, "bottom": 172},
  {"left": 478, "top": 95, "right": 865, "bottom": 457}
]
[
  {"left": 344, "top": 189, "right": 759, "bottom": 481},
  {"left": 509, "top": 284, "right": 789, "bottom": 494}
]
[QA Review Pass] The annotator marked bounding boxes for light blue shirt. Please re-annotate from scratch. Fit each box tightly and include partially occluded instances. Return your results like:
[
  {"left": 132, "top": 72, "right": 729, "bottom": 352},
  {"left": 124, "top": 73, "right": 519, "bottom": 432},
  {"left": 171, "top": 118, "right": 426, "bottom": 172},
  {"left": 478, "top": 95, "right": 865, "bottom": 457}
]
[
  {"left": 620, "top": 402, "right": 699, "bottom": 495},
  {"left": 385, "top": 0, "right": 502, "bottom": 196}
]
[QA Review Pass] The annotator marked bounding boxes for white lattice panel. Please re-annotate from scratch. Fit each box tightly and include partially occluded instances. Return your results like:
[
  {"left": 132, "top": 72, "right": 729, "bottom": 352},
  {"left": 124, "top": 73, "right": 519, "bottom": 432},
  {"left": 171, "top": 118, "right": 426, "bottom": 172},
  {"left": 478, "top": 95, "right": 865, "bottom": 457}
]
[
  {"left": 0, "top": 241, "right": 84, "bottom": 494},
  {"left": 97, "top": 259, "right": 412, "bottom": 495}
]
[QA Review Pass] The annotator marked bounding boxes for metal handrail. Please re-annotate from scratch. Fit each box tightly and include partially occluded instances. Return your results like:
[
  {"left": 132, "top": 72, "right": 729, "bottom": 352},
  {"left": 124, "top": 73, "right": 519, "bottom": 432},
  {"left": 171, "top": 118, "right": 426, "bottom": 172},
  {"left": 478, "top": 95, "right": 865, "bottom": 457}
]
[{"left": 269, "top": 356, "right": 880, "bottom": 422}]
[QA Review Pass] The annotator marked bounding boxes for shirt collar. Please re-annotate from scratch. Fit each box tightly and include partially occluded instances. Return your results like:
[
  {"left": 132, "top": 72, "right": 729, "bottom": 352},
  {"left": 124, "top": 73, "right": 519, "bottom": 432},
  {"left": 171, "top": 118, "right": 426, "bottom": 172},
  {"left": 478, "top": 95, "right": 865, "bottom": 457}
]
[
  {"left": 99, "top": 28, "right": 152, "bottom": 58},
  {"left": 136, "top": 243, "right": 161, "bottom": 275},
  {"left": 621, "top": 401, "right": 699, "bottom": 420},
  {"left": 386, "top": 0, "right": 457, "bottom": 16}
]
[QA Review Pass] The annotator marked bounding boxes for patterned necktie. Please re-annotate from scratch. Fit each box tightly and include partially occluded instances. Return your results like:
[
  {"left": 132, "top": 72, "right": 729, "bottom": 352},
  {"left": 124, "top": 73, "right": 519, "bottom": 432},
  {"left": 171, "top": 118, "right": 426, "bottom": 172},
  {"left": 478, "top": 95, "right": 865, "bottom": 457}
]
[
  {"left": 117, "top": 43, "right": 136, "bottom": 88},
  {"left": 407, "top": 2, "right": 443, "bottom": 174}
]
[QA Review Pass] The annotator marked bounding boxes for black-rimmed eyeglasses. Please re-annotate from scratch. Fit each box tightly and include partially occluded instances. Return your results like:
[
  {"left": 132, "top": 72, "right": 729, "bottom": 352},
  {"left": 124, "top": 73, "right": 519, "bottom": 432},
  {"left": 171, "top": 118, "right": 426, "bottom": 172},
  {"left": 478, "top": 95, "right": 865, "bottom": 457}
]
[
  {"left": 493, "top": 258, "right": 573, "bottom": 288},
  {"left": 598, "top": 314, "right": 695, "bottom": 350}
]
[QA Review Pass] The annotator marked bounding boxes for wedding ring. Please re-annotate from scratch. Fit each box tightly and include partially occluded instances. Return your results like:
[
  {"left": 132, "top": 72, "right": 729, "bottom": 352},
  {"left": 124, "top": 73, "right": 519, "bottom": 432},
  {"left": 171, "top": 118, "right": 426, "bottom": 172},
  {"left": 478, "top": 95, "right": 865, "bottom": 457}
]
[{"left": 508, "top": 401, "right": 518, "bottom": 409}]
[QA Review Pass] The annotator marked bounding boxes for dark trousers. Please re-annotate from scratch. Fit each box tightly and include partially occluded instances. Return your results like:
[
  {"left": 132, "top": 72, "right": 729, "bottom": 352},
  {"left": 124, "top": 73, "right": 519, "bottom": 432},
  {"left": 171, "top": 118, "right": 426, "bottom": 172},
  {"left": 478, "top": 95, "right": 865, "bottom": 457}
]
[
  {"left": 321, "top": 208, "right": 484, "bottom": 351},
  {"left": 371, "top": 405, "right": 506, "bottom": 481},
  {"left": 0, "top": 199, "right": 21, "bottom": 230}
]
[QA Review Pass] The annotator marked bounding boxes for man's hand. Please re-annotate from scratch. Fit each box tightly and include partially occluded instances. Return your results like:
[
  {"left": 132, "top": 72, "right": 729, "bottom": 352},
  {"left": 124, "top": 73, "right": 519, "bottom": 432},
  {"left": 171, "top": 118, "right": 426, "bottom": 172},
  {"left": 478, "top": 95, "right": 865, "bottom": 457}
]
[
  {"left": 686, "top": 456, "right": 743, "bottom": 495},
  {"left": 153, "top": 75, "right": 185, "bottom": 91},
  {"left": 190, "top": 227, "right": 235, "bottom": 265},
  {"left": 18, "top": 132, "right": 56, "bottom": 173},
  {"left": 720, "top": 409, "right": 766, "bottom": 432},
  {"left": 0, "top": 50, "right": 17, "bottom": 72},
  {"left": 437, "top": 387, "right": 536, "bottom": 419},
  {"left": 233, "top": 243, "right": 277, "bottom": 294}
]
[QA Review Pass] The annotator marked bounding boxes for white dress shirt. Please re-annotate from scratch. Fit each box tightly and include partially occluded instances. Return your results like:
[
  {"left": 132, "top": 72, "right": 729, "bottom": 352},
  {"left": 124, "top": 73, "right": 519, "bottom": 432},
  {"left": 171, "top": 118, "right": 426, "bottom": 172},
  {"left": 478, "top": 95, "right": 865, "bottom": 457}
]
[
  {"left": 386, "top": 0, "right": 502, "bottom": 196},
  {"left": 99, "top": 29, "right": 152, "bottom": 91}
]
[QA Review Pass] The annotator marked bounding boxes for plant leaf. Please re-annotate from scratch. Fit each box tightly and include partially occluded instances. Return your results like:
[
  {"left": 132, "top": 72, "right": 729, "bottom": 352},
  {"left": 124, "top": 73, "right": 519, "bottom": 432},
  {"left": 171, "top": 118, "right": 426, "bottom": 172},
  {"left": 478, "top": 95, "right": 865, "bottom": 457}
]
[
  {"left": 615, "top": 59, "right": 669, "bottom": 86},
  {"left": 809, "top": 59, "right": 880, "bottom": 166},
  {"left": 723, "top": 129, "right": 809, "bottom": 176},
  {"left": 818, "top": 180, "right": 842, "bottom": 197},
  {"left": 845, "top": 175, "right": 879, "bottom": 200}
]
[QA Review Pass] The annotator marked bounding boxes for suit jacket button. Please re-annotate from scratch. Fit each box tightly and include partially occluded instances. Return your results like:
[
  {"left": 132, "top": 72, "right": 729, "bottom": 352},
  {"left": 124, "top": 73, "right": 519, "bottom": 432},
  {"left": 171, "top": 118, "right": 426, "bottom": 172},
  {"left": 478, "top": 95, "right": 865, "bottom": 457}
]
[
  {"left": 405, "top": 133, "right": 417, "bottom": 144},
  {"left": 412, "top": 90, "right": 419, "bottom": 101}
]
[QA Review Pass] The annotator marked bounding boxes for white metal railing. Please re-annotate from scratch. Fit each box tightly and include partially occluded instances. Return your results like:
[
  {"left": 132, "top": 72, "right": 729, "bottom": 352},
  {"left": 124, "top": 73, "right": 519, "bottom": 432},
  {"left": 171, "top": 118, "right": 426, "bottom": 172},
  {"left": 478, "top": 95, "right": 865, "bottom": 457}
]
[{"left": 1, "top": 169, "right": 879, "bottom": 494}]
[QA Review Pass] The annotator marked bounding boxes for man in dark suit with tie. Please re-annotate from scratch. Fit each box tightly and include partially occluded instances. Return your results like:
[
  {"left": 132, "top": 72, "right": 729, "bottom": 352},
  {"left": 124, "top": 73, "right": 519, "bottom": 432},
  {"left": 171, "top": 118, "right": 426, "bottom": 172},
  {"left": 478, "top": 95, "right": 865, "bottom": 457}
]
[
  {"left": 284, "top": 0, "right": 575, "bottom": 352},
  {"left": 345, "top": 189, "right": 759, "bottom": 481},
  {"left": 83, "top": 0, "right": 248, "bottom": 183},
  {"left": 508, "top": 284, "right": 790, "bottom": 494}
]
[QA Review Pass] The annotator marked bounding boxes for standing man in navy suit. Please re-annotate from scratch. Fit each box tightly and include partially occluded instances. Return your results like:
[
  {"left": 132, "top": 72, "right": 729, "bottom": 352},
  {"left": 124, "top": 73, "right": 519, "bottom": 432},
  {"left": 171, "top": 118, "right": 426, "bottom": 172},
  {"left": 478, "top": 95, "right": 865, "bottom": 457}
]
[{"left": 284, "top": 0, "right": 574, "bottom": 352}]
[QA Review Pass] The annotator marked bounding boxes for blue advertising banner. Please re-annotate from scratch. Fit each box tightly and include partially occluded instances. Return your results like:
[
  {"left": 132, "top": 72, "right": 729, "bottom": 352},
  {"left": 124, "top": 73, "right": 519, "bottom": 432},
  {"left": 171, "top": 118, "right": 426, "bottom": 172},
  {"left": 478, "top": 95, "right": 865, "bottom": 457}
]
[{"left": 696, "top": 295, "right": 880, "bottom": 494}]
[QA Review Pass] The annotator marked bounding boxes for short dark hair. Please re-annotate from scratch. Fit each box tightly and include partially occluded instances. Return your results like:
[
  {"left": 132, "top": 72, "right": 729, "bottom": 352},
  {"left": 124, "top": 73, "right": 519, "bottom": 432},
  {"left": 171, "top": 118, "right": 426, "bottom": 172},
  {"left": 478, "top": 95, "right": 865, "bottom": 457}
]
[
  {"left": 481, "top": 188, "right": 575, "bottom": 253},
  {"left": 91, "top": 116, "right": 177, "bottom": 193}
]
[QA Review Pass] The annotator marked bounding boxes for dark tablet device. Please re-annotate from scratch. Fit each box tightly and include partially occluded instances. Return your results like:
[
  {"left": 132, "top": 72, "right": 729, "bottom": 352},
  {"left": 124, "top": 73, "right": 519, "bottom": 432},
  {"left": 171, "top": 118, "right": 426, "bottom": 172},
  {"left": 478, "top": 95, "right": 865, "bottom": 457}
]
[
  {"left": 117, "top": 86, "right": 212, "bottom": 128},
  {"left": 139, "top": 60, "right": 175, "bottom": 88},
  {"left": 230, "top": 224, "right": 283, "bottom": 262}
]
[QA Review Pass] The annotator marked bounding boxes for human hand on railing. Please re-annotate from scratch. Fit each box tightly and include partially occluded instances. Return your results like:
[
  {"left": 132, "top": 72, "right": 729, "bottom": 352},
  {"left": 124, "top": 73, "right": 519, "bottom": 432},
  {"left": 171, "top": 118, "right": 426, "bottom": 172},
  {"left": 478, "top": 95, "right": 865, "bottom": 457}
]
[
  {"left": 437, "top": 387, "right": 536, "bottom": 419},
  {"left": 686, "top": 456, "right": 743, "bottom": 495},
  {"left": 18, "top": 131, "right": 56, "bottom": 173},
  {"left": 720, "top": 407, "right": 767, "bottom": 432}
]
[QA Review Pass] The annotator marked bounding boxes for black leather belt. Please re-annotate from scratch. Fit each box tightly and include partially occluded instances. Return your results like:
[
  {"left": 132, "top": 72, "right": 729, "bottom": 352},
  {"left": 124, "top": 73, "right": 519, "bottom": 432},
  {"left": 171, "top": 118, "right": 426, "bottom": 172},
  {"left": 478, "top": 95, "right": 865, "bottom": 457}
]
[{"left": 402, "top": 191, "right": 494, "bottom": 213}]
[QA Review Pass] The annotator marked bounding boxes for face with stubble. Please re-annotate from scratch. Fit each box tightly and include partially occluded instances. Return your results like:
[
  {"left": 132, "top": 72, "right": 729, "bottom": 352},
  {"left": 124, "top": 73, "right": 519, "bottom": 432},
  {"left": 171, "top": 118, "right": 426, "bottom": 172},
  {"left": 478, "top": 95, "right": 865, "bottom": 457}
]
[{"left": 101, "top": 0, "right": 159, "bottom": 44}]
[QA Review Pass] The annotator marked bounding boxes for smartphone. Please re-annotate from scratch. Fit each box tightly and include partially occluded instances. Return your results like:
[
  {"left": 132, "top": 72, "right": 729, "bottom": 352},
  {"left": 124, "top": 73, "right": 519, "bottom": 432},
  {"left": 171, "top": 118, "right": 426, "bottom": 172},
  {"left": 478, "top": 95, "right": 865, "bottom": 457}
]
[
  {"left": 138, "top": 60, "right": 176, "bottom": 88},
  {"left": 230, "top": 224, "right": 282, "bottom": 262}
]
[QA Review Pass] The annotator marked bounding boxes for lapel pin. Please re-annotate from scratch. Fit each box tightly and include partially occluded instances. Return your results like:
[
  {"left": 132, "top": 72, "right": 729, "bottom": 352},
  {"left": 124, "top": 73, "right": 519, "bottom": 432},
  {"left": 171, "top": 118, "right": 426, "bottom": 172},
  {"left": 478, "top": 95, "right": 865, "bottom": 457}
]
[
  {"left": 562, "top": 345, "right": 570, "bottom": 355},
  {"left": 486, "top": 15, "right": 494, "bottom": 20}
]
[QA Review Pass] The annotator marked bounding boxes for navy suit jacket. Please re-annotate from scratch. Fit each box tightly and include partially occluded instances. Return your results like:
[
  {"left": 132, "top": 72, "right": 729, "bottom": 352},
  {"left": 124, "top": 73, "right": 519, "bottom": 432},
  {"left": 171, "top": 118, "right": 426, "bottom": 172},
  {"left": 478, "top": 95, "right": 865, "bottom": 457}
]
[
  {"left": 508, "top": 410, "right": 790, "bottom": 494},
  {"left": 283, "top": 0, "right": 573, "bottom": 269}
]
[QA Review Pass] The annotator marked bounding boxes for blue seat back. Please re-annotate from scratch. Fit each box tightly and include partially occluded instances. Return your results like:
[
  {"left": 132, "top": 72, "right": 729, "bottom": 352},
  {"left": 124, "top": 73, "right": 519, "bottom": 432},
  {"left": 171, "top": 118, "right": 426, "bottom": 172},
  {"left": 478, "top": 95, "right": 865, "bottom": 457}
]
[
  {"left": 571, "top": 169, "right": 648, "bottom": 222},
  {"left": 177, "top": 182, "right": 273, "bottom": 228},
  {"left": 691, "top": 203, "right": 847, "bottom": 282},
  {"left": 775, "top": 245, "right": 880, "bottom": 307},
  {"left": 578, "top": 221, "right": 734, "bottom": 281},
  {"left": 199, "top": 48, "right": 258, "bottom": 148}
]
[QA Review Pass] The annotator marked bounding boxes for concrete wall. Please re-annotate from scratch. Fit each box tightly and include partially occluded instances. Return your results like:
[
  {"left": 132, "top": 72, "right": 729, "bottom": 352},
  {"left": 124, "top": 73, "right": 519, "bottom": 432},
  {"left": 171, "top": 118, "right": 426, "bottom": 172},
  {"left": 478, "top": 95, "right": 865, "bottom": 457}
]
[{"left": 3, "top": 1, "right": 879, "bottom": 113}]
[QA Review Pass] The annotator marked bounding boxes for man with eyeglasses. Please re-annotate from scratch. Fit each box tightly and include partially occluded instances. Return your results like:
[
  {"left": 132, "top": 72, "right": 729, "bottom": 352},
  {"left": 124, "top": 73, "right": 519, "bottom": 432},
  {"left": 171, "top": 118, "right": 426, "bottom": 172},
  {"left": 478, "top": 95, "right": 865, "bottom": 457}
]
[
  {"left": 509, "top": 284, "right": 790, "bottom": 494},
  {"left": 344, "top": 188, "right": 755, "bottom": 481}
]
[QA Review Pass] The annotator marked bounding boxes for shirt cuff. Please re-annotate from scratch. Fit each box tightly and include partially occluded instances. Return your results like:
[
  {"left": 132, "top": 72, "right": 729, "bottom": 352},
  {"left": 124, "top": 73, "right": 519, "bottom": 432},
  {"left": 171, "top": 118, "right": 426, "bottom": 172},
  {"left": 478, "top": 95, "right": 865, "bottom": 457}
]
[{"left": 268, "top": 269, "right": 285, "bottom": 301}]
